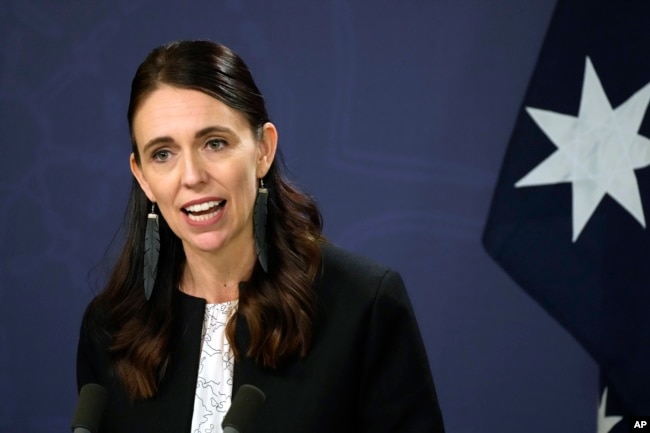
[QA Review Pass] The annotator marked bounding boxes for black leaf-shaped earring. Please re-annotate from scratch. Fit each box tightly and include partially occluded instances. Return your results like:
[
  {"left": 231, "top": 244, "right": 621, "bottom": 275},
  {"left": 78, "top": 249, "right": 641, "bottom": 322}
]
[
  {"left": 144, "top": 203, "right": 160, "bottom": 300},
  {"left": 253, "top": 179, "right": 268, "bottom": 273}
]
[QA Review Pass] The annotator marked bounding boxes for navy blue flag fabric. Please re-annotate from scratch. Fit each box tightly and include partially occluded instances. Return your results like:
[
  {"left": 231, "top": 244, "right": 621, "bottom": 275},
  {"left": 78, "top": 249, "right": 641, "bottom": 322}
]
[{"left": 483, "top": 1, "right": 650, "bottom": 430}]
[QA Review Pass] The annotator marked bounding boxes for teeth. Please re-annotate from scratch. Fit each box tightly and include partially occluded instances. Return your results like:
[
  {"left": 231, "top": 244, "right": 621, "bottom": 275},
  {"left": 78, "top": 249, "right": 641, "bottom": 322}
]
[
  {"left": 185, "top": 200, "right": 222, "bottom": 213},
  {"left": 187, "top": 210, "right": 219, "bottom": 222}
]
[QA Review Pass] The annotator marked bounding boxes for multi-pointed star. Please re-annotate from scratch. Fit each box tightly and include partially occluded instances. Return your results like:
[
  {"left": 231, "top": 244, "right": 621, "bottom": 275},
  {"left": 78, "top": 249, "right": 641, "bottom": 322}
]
[
  {"left": 515, "top": 56, "right": 650, "bottom": 241},
  {"left": 597, "top": 388, "right": 622, "bottom": 433}
]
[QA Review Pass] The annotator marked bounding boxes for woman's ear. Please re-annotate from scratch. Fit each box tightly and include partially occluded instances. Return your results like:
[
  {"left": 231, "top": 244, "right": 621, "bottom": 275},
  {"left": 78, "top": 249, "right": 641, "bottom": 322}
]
[
  {"left": 257, "top": 122, "right": 278, "bottom": 178},
  {"left": 130, "top": 153, "right": 156, "bottom": 202}
]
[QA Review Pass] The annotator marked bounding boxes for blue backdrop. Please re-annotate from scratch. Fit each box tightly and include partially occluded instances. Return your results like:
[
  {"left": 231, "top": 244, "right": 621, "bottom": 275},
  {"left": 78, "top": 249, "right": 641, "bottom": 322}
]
[{"left": 0, "top": 1, "right": 600, "bottom": 432}]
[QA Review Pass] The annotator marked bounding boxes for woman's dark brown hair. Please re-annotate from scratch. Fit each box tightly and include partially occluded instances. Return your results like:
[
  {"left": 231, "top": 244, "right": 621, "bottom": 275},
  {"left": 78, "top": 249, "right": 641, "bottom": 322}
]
[{"left": 90, "top": 40, "right": 323, "bottom": 399}]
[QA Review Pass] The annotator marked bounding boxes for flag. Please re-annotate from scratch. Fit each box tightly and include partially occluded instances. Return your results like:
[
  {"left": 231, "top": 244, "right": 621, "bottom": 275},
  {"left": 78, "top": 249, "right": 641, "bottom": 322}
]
[{"left": 482, "top": 1, "right": 650, "bottom": 431}]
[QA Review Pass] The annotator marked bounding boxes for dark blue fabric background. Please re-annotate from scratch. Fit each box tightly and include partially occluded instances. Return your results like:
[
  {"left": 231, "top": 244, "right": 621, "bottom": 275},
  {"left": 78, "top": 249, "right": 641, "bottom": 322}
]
[{"left": 0, "top": 1, "right": 599, "bottom": 432}]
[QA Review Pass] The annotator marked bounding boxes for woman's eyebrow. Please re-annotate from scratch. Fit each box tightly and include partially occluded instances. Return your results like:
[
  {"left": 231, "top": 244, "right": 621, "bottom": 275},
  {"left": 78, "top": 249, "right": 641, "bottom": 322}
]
[
  {"left": 195, "top": 126, "right": 234, "bottom": 138},
  {"left": 142, "top": 136, "right": 174, "bottom": 153}
]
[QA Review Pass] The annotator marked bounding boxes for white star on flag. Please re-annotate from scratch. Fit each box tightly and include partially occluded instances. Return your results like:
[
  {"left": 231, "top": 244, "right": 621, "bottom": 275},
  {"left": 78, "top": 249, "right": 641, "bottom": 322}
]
[
  {"left": 597, "top": 388, "right": 622, "bottom": 433},
  {"left": 515, "top": 57, "right": 650, "bottom": 241}
]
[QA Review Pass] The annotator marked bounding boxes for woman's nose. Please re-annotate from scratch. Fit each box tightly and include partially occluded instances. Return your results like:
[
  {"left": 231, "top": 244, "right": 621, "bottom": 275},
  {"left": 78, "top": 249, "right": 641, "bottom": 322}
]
[{"left": 181, "top": 152, "right": 208, "bottom": 187}]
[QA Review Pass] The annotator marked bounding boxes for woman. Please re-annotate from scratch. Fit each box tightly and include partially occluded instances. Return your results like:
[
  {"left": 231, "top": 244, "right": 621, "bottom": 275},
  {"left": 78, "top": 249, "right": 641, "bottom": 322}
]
[{"left": 76, "top": 40, "right": 445, "bottom": 433}]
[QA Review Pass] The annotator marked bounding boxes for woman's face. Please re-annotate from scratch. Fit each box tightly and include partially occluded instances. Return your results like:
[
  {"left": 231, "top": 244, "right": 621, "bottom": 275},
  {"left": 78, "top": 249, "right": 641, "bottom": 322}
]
[{"left": 130, "top": 85, "right": 277, "bottom": 258}]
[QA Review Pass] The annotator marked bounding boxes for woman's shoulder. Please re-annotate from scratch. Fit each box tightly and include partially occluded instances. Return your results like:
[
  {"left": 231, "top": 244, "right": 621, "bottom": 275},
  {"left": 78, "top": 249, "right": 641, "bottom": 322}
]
[
  {"left": 79, "top": 296, "right": 114, "bottom": 346},
  {"left": 320, "top": 242, "right": 391, "bottom": 276},
  {"left": 318, "top": 241, "right": 405, "bottom": 300}
]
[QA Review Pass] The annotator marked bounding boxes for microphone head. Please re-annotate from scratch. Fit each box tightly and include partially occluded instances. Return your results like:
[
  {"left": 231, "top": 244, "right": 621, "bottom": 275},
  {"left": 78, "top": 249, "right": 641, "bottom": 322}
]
[
  {"left": 222, "top": 384, "right": 266, "bottom": 433},
  {"left": 71, "top": 383, "right": 108, "bottom": 433}
]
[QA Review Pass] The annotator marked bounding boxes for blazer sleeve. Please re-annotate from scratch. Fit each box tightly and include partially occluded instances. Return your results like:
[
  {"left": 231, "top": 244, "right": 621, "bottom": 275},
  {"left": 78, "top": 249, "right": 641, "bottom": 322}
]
[{"left": 358, "top": 270, "right": 445, "bottom": 433}]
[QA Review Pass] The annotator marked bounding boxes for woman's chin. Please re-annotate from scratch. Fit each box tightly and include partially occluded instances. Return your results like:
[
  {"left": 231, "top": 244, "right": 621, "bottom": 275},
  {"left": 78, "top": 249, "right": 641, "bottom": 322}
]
[{"left": 182, "top": 235, "right": 229, "bottom": 255}]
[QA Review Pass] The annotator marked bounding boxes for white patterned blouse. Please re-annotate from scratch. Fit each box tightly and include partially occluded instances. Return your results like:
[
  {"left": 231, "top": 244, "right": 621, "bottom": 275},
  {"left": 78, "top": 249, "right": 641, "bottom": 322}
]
[{"left": 189, "top": 300, "right": 239, "bottom": 433}]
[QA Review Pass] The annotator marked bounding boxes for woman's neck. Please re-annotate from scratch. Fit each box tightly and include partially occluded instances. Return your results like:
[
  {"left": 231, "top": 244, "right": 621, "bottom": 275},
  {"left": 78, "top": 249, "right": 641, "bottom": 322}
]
[{"left": 180, "top": 242, "right": 256, "bottom": 304}]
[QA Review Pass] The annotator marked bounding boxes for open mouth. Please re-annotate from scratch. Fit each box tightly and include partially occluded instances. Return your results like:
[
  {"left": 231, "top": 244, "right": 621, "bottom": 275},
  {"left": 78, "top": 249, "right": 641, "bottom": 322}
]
[{"left": 182, "top": 200, "right": 226, "bottom": 222}]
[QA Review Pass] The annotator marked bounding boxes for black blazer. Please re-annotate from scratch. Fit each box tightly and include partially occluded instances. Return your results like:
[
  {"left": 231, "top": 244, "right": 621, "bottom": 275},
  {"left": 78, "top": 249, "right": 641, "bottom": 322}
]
[{"left": 77, "top": 244, "right": 445, "bottom": 432}]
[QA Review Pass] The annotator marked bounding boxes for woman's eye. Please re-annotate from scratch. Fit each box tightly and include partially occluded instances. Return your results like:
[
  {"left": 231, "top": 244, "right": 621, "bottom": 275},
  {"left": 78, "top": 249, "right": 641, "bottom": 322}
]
[
  {"left": 152, "top": 149, "right": 171, "bottom": 161},
  {"left": 206, "top": 139, "right": 226, "bottom": 151}
]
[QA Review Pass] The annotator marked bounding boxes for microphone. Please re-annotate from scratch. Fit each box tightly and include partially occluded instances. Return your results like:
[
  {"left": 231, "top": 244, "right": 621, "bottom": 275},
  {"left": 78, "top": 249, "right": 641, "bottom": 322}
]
[
  {"left": 222, "top": 384, "right": 266, "bottom": 433},
  {"left": 70, "top": 383, "right": 108, "bottom": 433}
]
